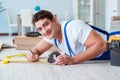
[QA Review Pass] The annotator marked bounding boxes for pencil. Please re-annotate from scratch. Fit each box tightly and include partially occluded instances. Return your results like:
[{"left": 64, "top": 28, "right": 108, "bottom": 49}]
[{"left": 30, "top": 49, "right": 35, "bottom": 55}]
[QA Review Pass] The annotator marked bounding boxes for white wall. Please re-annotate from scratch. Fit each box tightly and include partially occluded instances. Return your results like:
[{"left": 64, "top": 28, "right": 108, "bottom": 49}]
[
  {"left": 0, "top": 0, "right": 73, "bottom": 33},
  {"left": 117, "top": 0, "right": 120, "bottom": 15},
  {"left": 105, "top": 0, "right": 118, "bottom": 31}
]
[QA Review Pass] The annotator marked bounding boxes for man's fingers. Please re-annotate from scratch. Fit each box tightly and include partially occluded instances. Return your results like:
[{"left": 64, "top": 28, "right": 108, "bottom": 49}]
[
  {"left": 55, "top": 55, "right": 66, "bottom": 65},
  {"left": 26, "top": 53, "right": 39, "bottom": 62}
]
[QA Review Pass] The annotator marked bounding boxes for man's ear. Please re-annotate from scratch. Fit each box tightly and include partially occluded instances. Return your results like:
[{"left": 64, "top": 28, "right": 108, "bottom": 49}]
[{"left": 53, "top": 15, "right": 58, "bottom": 23}]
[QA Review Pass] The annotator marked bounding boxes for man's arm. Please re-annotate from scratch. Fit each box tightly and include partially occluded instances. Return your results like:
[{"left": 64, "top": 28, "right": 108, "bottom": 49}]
[
  {"left": 26, "top": 39, "right": 52, "bottom": 62},
  {"left": 72, "top": 30, "right": 107, "bottom": 64},
  {"left": 31, "top": 39, "right": 53, "bottom": 56},
  {"left": 55, "top": 30, "right": 107, "bottom": 65}
]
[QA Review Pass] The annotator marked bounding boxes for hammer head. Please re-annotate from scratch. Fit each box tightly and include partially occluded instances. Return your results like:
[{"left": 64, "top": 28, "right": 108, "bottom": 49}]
[{"left": 47, "top": 51, "right": 60, "bottom": 63}]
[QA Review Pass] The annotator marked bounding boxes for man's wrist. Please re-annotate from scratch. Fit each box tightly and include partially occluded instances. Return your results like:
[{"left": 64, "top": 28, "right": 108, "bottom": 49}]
[
  {"left": 30, "top": 49, "right": 39, "bottom": 56},
  {"left": 71, "top": 56, "right": 77, "bottom": 64}
]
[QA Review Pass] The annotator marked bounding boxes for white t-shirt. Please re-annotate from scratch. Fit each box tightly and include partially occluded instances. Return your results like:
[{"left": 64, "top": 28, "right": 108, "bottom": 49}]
[{"left": 44, "top": 19, "right": 92, "bottom": 56}]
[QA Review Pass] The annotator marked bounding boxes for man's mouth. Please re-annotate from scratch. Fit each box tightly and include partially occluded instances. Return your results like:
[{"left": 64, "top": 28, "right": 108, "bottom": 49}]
[
  {"left": 44, "top": 30, "right": 52, "bottom": 37},
  {"left": 47, "top": 30, "right": 52, "bottom": 35}
]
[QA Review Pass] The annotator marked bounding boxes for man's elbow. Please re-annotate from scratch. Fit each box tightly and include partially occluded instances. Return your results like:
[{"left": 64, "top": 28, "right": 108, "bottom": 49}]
[{"left": 99, "top": 40, "right": 108, "bottom": 52}]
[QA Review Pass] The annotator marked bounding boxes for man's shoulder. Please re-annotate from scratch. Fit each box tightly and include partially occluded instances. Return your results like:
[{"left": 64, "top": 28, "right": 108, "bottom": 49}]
[
  {"left": 43, "top": 37, "right": 54, "bottom": 44},
  {"left": 61, "top": 19, "right": 89, "bottom": 32},
  {"left": 61, "top": 19, "right": 85, "bottom": 23}
]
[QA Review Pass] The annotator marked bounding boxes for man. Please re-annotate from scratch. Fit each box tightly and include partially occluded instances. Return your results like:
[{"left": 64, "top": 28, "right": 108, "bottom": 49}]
[{"left": 26, "top": 10, "right": 107, "bottom": 65}]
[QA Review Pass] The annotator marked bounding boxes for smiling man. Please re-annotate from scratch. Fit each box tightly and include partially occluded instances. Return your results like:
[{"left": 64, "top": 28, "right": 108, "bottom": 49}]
[{"left": 26, "top": 10, "right": 108, "bottom": 65}]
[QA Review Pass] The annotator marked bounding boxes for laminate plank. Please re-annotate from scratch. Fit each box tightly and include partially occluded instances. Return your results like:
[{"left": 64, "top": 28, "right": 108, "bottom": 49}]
[{"left": 0, "top": 38, "right": 120, "bottom": 80}]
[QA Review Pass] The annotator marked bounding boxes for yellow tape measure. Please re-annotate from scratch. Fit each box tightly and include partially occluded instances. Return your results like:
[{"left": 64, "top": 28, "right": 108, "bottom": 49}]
[{"left": 1, "top": 53, "right": 47, "bottom": 64}]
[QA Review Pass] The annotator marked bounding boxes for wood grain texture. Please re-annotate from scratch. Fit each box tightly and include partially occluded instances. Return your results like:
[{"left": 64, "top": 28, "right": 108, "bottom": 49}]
[{"left": 0, "top": 48, "right": 120, "bottom": 80}]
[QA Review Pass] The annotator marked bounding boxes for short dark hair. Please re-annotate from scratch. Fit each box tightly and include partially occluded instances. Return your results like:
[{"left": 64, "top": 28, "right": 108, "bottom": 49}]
[{"left": 32, "top": 10, "right": 54, "bottom": 26}]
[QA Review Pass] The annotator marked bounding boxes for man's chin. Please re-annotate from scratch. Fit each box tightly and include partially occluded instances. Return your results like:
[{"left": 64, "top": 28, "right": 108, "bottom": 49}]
[{"left": 45, "top": 36, "right": 54, "bottom": 39}]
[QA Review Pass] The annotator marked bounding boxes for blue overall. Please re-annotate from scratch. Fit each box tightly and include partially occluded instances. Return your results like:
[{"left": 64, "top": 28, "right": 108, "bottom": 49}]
[{"left": 54, "top": 20, "right": 120, "bottom": 60}]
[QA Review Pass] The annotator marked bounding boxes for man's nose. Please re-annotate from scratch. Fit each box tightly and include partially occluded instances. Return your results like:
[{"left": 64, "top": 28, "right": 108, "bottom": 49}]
[{"left": 42, "top": 28, "right": 47, "bottom": 34}]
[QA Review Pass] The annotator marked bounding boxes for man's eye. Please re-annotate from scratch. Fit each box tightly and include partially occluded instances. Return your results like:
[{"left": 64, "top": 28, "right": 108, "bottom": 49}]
[
  {"left": 44, "top": 22, "right": 48, "bottom": 27},
  {"left": 37, "top": 28, "right": 42, "bottom": 31}
]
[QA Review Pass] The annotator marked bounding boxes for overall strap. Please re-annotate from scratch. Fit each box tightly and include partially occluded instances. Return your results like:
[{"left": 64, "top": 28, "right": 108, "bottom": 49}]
[
  {"left": 89, "top": 25, "right": 109, "bottom": 40},
  {"left": 88, "top": 25, "right": 110, "bottom": 60},
  {"left": 54, "top": 20, "right": 75, "bottom": 57}
]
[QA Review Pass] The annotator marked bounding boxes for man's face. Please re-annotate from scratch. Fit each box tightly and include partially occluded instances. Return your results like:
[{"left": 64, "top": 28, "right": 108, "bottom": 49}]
[{"left": 35, "top": 18, "right": 58, "bottom": 39}]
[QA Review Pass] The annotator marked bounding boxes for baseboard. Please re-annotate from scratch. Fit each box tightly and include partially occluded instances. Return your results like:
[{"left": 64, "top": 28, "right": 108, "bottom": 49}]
[{"left": 0, "top": 33, "right": 18, "bottom": 36}]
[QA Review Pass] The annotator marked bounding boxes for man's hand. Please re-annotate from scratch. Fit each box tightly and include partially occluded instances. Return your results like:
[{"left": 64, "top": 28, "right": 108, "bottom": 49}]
[
  {"left": 26, "top": 53, "right": 39, "bottom": 62},
  {"left": 55, "top": 55, "right": 74, "bottom": 65}
]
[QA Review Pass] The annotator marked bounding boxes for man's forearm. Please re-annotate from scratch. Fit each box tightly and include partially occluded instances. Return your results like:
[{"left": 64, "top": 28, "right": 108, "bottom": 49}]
[
  {"left": 72, "top": 42, "right": 106, "bottom": 64},
  {"left": 31, "top": 47, "right": 42, "bottom": 56}
]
